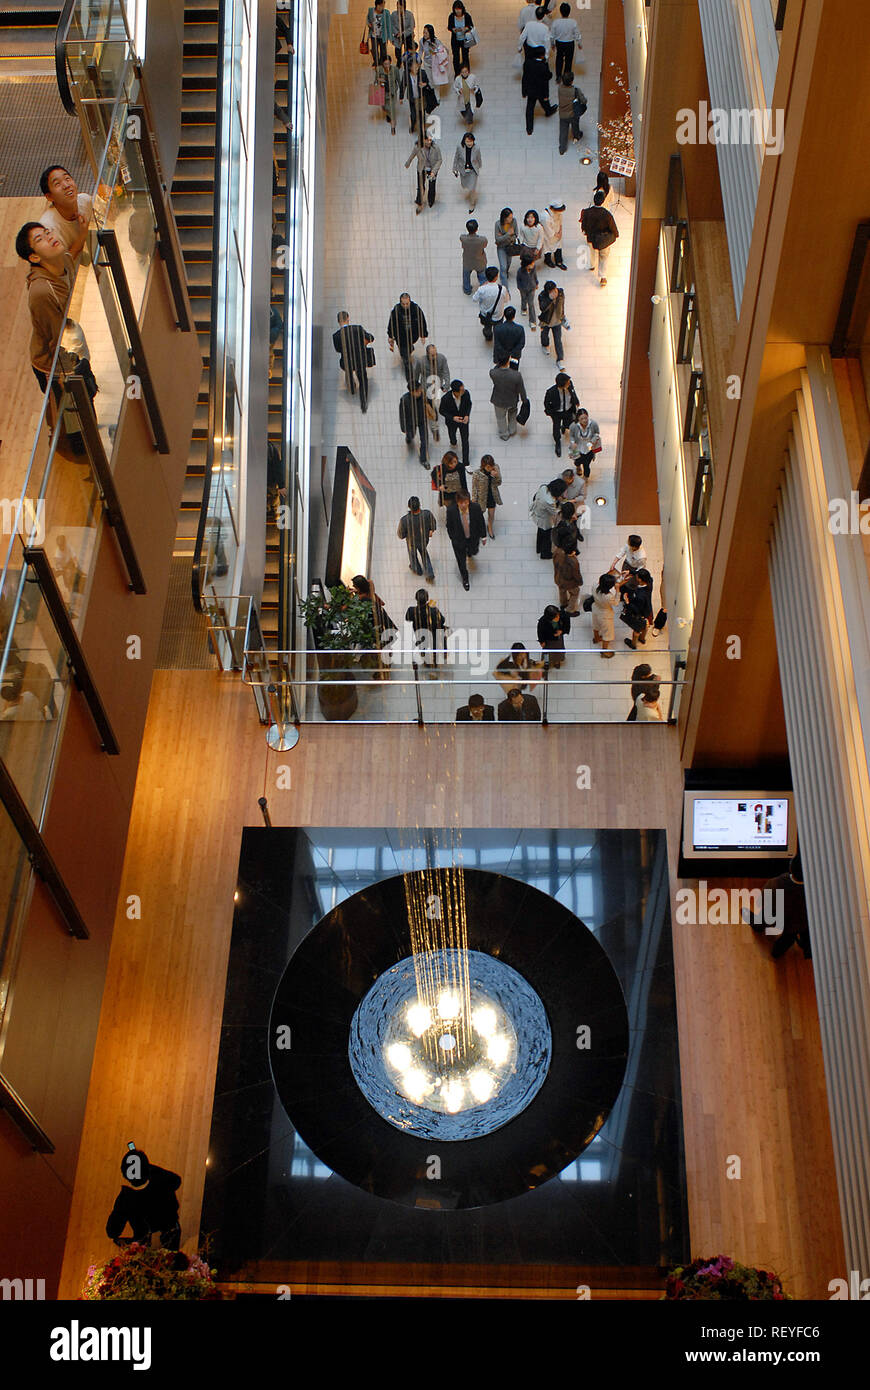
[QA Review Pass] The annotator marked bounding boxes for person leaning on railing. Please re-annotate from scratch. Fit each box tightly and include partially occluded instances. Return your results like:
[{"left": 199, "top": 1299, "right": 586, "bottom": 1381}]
[{"left": 15, "top": 222, "right": 74, "bottom": 396}]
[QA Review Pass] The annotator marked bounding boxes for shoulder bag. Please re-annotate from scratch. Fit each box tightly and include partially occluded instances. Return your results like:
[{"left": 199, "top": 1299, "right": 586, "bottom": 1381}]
[
  {"left": 360, "top": 26, "right": 369, "bottom": 54},
  {"left": 368, "top": 81, "right": 385, "bottom": 106},
  {"left": 474, "top": 86, "right": 483, "bottom": 107},
  {"left": 517, "top": 397, "right": 531, "bottom": 425},
  {"left": 463, "top": 26, "right": 479, "bottom": 46}
]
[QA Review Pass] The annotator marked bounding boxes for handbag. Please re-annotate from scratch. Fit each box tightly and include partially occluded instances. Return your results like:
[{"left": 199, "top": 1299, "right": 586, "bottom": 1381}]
[
  {"left": 365, "top": 346, "right": 376, "bottom": 367},
  {"left": 424, "top": 84, "right": 439, "bottom": 114},
  {"left": 517, "top": 397, "right": 531, "bottom": 425},
  {"left": 652, "top": 608, "right": 668, "bottom": 632},
  {"left": 582, "top": 594, "right": 594, "bottom": 612},
  {"left": 572, "top": 91, "right": 587, "bottom": 119},
  {"left": 474, "top": 87, "right": 483, "bottom": 108},
  {"left": 368, "top": 82, "right": 385, "bottom": 106},
  {"left": 462, "top": 26, "right": 478, "bottom": 46},
  {"left": 360, "top": 27, "right": 369, "bottom": 54}
]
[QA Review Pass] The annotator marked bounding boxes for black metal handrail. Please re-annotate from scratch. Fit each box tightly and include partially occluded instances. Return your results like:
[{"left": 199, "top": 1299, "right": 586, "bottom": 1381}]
[
  {"left": 55, "top": 0, "right": 76, "bottom": 114},
  {"left": 277, "top": 29, "right": 299, "bottom": 658}
]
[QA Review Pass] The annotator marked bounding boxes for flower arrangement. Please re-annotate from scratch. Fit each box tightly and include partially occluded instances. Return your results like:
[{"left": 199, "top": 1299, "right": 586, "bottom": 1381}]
[
  {"left": 83, "top": 1244, "right": 222, "bottom": 1300},
  {"left": 664, "top": 1255, "right": 790, "bottom": 1300},
  {"left": 597, "top": 62, "right": 635, "bottom": 166}
]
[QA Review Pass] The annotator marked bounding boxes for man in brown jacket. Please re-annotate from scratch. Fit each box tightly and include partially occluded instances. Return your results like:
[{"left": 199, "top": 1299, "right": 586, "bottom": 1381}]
[
  {"left": 553, "top": 540, "right": 582, "bottom": 613},
  {"left": 15, "top": 222, "right": 74, "bottom": 390}
]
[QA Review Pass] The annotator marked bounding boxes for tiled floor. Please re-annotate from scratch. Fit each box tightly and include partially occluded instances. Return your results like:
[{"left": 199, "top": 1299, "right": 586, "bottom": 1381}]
[{"left": 318, "top": 2, "right": 670, "bottom": 721}]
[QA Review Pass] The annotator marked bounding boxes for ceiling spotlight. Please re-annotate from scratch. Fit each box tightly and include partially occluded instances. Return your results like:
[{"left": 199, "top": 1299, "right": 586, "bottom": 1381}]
[{"left": 594, "top": 496, "right": 607, "bottom": 507}]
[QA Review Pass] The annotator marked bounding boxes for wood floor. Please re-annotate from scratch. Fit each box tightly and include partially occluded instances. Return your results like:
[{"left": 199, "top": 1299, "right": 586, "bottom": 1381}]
[{"left": 57, "top": 668, "right": 844, "bottom": 1298}]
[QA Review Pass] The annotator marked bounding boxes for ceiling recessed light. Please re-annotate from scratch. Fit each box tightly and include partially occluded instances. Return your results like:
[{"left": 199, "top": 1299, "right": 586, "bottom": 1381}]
[{"left": 594, "top": 496, "right": 607, "bottom": 507}]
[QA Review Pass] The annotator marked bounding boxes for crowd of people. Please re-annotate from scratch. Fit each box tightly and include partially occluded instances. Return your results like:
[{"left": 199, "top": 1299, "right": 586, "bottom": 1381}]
[{"left": 330, "top": 1, "right": 666, "bottom": 722}]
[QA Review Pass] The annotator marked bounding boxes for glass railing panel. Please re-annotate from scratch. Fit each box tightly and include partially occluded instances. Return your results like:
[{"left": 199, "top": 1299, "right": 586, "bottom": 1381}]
[
  {"left": 0, "top": 799, "right": 36, "bottom": 1045},
  {"left": 0, "top": 556, "right": 74, "bottom": 826},
  {"left": 33, "top": 417, "right": 103, "bottom": 639},
  {"left": 97, "top": 115, "right": 156, "bottom": 325}
]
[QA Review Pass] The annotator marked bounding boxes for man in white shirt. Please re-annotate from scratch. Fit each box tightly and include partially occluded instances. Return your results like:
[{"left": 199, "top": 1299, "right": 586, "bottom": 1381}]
[
  {"left": 39, "top": 165, "right": 91, "bottom": 263},
  {"left": 518, "top": 0, "right": 552, "bottom": 29},
  {"left": 518, "top": 6, "right": 552, "bottom": 54},
  {"left": 472, "top": 267, "right": 510, "bottom": 341},
  {"left": 611, "top": 534, "right": 648, "bottom": 574},
  {"left": 549, "top": 3, "right": 581, "bottom": 79}
]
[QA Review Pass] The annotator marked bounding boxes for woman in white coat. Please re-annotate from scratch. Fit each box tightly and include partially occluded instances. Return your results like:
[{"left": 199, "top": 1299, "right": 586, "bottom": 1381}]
[
  {"left": 453, "top": 131, "right": 482, "bottom": 212},
  {"left": 591, "top": 571, "right": 619, "bottom": 657},
  {"left": 420, "top": 24, "right": 452, "bottom": 89},
  {"left": 541, "top": 199, "right": 567, "bottom": 269},
  {"left": 453, "top": 64, "right": 481, "bottom": 124}
]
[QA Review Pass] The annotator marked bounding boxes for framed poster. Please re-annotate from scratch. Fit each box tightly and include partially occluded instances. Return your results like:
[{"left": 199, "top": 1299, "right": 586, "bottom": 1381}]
[{"left": 325, "top": 446, "right": 377, "bottom": 588}]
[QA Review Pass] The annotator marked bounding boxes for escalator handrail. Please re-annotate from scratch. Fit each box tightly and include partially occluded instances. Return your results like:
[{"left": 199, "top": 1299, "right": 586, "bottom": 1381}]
[{"left": 55, "top": 0, "right": 77, "bottom": 114}]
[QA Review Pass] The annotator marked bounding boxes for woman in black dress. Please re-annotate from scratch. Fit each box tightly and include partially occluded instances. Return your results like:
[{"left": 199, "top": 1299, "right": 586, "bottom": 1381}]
[{"left": 447, "top": 1, "right": 474, "bottom": 76}]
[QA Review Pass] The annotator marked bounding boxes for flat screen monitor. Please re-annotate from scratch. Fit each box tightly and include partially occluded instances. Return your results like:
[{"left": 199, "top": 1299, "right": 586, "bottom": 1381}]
[{"left": 682, "top": 791, "right": 796, "bottom": 860}]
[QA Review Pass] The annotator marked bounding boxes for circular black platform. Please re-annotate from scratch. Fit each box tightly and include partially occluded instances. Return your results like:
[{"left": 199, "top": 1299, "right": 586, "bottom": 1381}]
[{"left": 268, "top": 869, "right": 629, "bottom": 1208}]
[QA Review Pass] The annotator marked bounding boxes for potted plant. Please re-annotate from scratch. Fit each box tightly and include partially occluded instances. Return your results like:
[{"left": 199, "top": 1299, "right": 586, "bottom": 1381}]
[
  {"left": 664, "top": 1255, "right": 791, "bottom": 1300},
  {"left": 299, "top": 583, "right": 377, "bottom": 720},
  {"left": 82, "top": 1243, "right": 222, "bottom": 1300}
]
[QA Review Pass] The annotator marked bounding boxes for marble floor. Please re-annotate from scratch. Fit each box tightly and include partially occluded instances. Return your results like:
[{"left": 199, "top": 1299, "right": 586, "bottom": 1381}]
[{"left": 313, "top": 0, "right": 676, "bottom": 722}]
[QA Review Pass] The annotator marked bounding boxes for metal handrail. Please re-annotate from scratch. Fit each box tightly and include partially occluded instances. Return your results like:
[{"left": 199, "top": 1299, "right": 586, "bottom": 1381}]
[{"left": 55, "top": 0, "right": 77, "bottom": 114}]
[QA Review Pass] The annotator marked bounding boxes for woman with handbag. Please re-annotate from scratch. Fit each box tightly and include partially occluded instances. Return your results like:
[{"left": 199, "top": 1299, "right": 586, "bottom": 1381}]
[
  {"left": 420, "top": 25, "right": 452, "bottom": 88},
  {"left": 401, "top": 56, "right": 437, "bottom": 134},
  {"left": 379, "top": 54, "right": 401, "bottom": 131},
  {"left": 452, "top": 131, "right": 481, "bottom": 213},
  {"left": 495, "top": 207, "right": 520, "bottom": 287},
  {"left": 620, "top": 569, "right": 654, "bottom": 649},
  {"left": 590, "top": 572, "right": 619, "bottom": 658},
  {"left": 447, "top": 1, "right": 475, "bottom": 76},
  {"left": 471, "top": 454, "right": 502, "bottom": 538},
  {"left": 431, "top": 450, "right": 466, "bottom": 506},
  {"left": 453, "top": 65, "right": 482, "bottom": 125},
  {"left": 567, "top": 407, "right": 601, "bottom": 478}
]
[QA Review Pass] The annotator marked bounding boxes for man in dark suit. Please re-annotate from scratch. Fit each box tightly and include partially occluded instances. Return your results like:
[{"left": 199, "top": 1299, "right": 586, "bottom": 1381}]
[
  {"left": 439, "top": 378, "right": 472, "bottom": 469},
  {"left": 332, "top": 310, "right": 375, "bottom": 411},
  {"left": 543, "top": 371, "right": 579, "bottom": 456},
  {"left": 388, "top": 292, "right": 428, "bottom": 382},
  {"left": 498, "top": 687, "right": 542, "bottom": 721},
  {"left": 397, "top": 495, "right": 436, "bottom": 578},
  {"left": 456, "top": 693, "right": 494, "bottom": 721},
  {"left": 399, "top": 382, "right": 430, "bottom": 463},
  {"left": 492, "top": 305, "right": 526, "bottom": 367},
  {"left": 445, "top": 489, "right": 486, "bottom": 590}
]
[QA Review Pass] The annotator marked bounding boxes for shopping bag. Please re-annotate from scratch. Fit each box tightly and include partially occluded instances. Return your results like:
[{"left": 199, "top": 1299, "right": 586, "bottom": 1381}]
[
  {"left": 517, "top": 398, "right": 531, "bottom": 425},
  {"left": 368, "top": 82, "right": 385, "bottom": 106}
]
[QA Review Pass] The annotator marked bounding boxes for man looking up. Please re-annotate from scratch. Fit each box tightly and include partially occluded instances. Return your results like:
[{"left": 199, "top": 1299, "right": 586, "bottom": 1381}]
[
  {"left": 38, "top": 165, "right": 91, "bottom": 262},
  {"left": 15, "top": 222, "right": 75, "bottom": 392}
]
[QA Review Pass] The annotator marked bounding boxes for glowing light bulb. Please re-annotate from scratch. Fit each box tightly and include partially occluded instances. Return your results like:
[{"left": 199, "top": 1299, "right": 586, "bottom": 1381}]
[
  {"left": 437, "top": 991, "right": 460, "bottom": 1020},
  {"left": 472, "top": 1005, "right": 497, "bottom": 1038},
  {"left": 487, "top": 1033, "right": 510, "bottom": 1066},
  {"left": 403, "top": 1067, "right": 429, "bottom": 1102},
  {"left": 438, "top": 1033, "right": 457, "bottom": 1051},
  {"left": 406, "top": 1002, "right": 431, "bottom": 1035},
  {"left": 444, "top": 1079, "right": 464, "bottom": 1112},
  {"left": 386, "top": 1043, "right": 412, "bottom": 1071},
  {"left": 469, "top": 1069, "right": 495, "bottom": 1102}
]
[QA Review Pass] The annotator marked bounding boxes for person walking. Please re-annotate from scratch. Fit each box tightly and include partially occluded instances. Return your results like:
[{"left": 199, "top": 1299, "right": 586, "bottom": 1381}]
[
  {"left": 405, "top": 133, "right": 442, "bottom": 212},
  {"left": 529, "top": 477, "right": 567, "bottom": 558},
  {"left": 553, "top": 540, "right": 582, "bottom": 612},
  {"left": 541, "top": 199, "right": 567, "bottom": 269},
  {"left": 439, "top": 378, "right": 472, "bottom": 469},
  {"left": 543, "top": 371, "right": 579, "bottom": 455},
  {"left": 460, "top": 218, "right": 488, "bottom": 295},
  {"left": 519, "top": 208, "right": 545, "bottom": 262},
  {"left": 494, "top": 207, "right": 521, "bottom": 287},
  {"left": 399, "top": 381, "right": 430, "bottom": 462},
  {"left": 397, "top": 495, "right": 437, "bottom": 579},
  {"left": 391, "top": 0, "right": 415, "bottom": 62},
  {"left": 411, "top": 341, "right": 450, "bottom": 440},
  {"left": 447, "top": 1, "right": 475, "bottom": 75},
  {"left": 568, "top": 407, "right": 601, "bottom": 478},
  {"left": 473, "top": 266, "right": 510, "bottom": 342},
  {"left": 489, "top": 358, "right": 528, "bottom": 440},
  {"left": 537, "top": 604, "right": 568, "bottom": 669},
  {"left": 556, "top": 72, "right": 586, "bottom": 155},
  {"left": 580, "top": 188, "right": 619, "bottom": 286},
  {"left": 516, "top": 248, "right": 539, "bottom": 330},
  {"left": 401, "top": 57, "right": 437, "bottom": 135},
  {"left": 406, "top": 588, "right": 447, "bottom": 668},
  {"left": 446, "top": 489, "right": 486, "bottom": 589},
  {"left": 550, "top": 1, "right": 581, "bottom": 79},
  {"left": 591, "top": 572, "right": 619, "bottom": 657},
  {"left": 471, "top": 454, "right": 502, "bottom": 537},
  {"left": 388, "top": 293, "right": 428, "bottom": 379},
  {"left": 452, "top": 131, "right": 481, "bottom": 211},
  {"left": 492, "top": 304, "right": 525, "bottom": 366},
  {"left": 432, "top": 449, "right": 467, "bottom": 504},
  {"left": 453, "top": 64, "right": 482, "bottom": 125},
  {"left": 366, "top": 0, "right": 393, "bottom": 67},
  {"left": 517, "top": 5, "right": 552, "bottom": 56},
  {"left": 538, "top": 280, "right": 570, "bottom": 368},
  {"left": 621, "top": 568, "right": 654, "bottom": 649},
  {"left": 522, "top": 48, "right": 556, "bottom": 133},
  {"left": 379, "top": 53, "right": 401, "bottom": 131},
  {"left": 420, "top": 24, "right": 452, "bottom": 88},
  {"left": 332, "top": 310, "right": 375, "bottom": 410}
]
